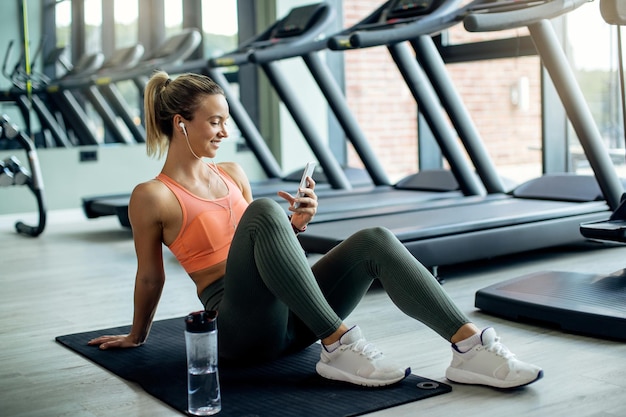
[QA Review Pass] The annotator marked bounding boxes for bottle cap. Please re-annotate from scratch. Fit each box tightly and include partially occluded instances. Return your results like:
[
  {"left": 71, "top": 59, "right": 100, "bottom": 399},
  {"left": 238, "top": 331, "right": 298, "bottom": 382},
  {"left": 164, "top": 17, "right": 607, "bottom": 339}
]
[{"left": 185, "top": 310, "right": 218, "bottom": 333}]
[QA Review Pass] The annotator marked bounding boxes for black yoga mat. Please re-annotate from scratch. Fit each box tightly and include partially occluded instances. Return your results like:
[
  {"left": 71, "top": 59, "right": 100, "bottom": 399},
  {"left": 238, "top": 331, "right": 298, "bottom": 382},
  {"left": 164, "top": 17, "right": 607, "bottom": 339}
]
[{"left": 56, "top": 317, "right": 451, "bottom": 417}]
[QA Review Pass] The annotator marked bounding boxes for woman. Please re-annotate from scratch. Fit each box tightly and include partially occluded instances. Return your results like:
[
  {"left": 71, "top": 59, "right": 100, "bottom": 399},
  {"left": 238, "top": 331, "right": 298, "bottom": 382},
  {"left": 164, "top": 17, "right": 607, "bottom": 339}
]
[{"left": 89, "top": 71, "right": 543, "bottom": 389}]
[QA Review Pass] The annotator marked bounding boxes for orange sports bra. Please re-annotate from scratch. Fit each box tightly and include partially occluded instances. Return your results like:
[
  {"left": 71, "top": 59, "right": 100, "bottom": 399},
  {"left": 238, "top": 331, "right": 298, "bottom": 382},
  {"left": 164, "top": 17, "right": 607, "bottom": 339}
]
[{"left": 156, "top": 167, "right": 248, "bottom": 274}]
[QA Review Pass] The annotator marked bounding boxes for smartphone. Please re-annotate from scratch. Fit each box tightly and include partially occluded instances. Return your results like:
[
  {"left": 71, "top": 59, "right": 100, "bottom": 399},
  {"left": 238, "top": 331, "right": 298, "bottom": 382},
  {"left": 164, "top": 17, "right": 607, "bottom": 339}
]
[{"left": 294, "top": 161, "right": 316, "bottom": 208}]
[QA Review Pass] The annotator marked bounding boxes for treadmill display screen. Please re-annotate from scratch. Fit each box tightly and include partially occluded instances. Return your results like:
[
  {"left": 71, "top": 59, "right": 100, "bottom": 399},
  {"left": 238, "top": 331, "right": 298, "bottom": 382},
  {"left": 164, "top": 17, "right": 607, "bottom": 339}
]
[
  {"left": 273, "top": 4, "right": 324, "bottom": 38},
  {"left": 386, "top": 0, "right": 440, "bottom": 20}
]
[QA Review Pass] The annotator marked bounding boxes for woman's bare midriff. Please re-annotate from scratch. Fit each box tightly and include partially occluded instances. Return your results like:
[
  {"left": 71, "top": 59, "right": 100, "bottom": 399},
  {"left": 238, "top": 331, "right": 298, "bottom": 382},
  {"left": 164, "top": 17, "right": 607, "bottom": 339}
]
[{"left": 189, "top": 260, "right": 227, "bottom": 296}]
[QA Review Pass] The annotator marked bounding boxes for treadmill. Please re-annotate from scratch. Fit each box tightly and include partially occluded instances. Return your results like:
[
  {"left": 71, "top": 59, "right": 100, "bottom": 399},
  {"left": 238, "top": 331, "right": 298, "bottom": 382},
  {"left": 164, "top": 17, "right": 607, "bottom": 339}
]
[
  {"left": 0, "top": 40, "right": 73, "bottom": 148},
  {"left": 213, "top": 1, "right": 499, "bottom": 219},
  {"left": 45, "top": 46, "right": 145, "bottom": 146},
  {"left": 42, "top": 51, "right": 106, "bottom": 146},
  {"left": 84, "top": 45, "right": 146, "bottom": 144},
  {"left": 46, "top": 45, "right": 146, "bottom": 146},
  {"left": 297, "top": 0, "right": 619, "bottom": 269},
  {"left": 475, "top": 0, "right": 626, "bottom": 341},
  {"left": 244, "top": 1, "right": 491, "bottom": 216},
  {"left": 206, "top": 3, "right": 354, "bottom": 194}
]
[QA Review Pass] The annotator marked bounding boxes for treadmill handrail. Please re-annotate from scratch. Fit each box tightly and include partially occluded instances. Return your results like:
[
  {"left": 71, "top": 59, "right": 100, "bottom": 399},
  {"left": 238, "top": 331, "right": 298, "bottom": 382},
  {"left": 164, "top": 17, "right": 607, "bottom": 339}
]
[
  {"left": 99, "top": 45, "right": 145, "bottom": 72},
  {"left": 222, "top": 3, "right": 336, "bottom": 66},
  {"left": 327, "top": 0, "right": 465, "bottom": 50},
  {"left": 209, "top": 51, "right": 252, "bottom": 68},
  {"left": 46, "top": 29, "right": 202, "bottom": 90},
  {"left": 45, "top": 58, "right": 155, "bottom": 91},
  {"left": 464, "top": 0, "right": 591, "bottom": 32},
  {"left": 249, "top": 5, "right": 335, "bottom": 64},
  {"left": 349, "top": 0, "right": 465, "bottom": 49},
  {"left": 250, "top": 38, "right": 328, "bottom": 65},
  {"left": 209, "top": 17, "right": 282, "bottom": 68},
  {"left": 45, "top": 47, "right": 144, "bottom": 91},
  {"left": 464, "top": 0, "right": 623, "bottom": 210},
  {"left": 601, "top": 0, "right": 626, "bottom": 25}
]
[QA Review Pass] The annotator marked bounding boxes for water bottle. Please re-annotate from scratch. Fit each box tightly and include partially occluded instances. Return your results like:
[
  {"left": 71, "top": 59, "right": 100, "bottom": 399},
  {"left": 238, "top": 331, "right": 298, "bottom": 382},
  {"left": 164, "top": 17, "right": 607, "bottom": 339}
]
[{"left": 185, "top": 310, "right": 221, "bottom": 416}]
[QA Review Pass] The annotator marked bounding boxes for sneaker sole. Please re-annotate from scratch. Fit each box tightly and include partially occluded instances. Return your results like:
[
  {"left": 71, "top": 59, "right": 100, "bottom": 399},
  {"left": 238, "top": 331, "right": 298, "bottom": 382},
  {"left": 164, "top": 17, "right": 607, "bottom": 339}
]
[
  {"left": 316, "top": 362, "right": 411, "bottom": 387},
  {"left": 445, "top": 368, "right": 544, "bottom": 389}
]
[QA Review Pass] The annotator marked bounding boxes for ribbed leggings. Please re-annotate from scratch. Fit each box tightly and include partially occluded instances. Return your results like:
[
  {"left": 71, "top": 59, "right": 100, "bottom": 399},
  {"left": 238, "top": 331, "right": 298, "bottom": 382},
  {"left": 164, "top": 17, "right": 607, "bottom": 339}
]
[{"left": 200, "top": 198, "right": 470, "bottom": 363}]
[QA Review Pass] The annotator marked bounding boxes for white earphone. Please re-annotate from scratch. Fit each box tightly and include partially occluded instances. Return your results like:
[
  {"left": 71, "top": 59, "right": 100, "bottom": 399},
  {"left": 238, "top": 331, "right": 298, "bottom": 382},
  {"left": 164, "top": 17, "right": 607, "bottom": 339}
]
[{"left": 179, "top": 120, "right": 201, "bottom": 160}]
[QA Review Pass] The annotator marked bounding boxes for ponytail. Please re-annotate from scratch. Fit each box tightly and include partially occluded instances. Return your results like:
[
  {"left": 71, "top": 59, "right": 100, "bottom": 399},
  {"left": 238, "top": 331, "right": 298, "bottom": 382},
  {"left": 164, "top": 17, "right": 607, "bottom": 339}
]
[{"left": 144, "top": 71, "right": 170, "bottom": 158}]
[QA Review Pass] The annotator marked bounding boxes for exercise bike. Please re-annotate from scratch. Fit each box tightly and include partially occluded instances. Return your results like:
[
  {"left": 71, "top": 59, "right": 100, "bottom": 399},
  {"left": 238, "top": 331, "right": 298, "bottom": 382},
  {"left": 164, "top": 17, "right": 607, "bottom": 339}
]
[{"left": 0, "top": 114, "right": 46, "bottom": 237}]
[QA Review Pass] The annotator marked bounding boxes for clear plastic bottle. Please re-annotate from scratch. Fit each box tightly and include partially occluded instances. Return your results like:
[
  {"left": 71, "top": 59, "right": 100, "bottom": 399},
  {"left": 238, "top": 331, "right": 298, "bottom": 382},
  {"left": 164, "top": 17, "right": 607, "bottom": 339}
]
[{"left": 185, "top": 310, "right": 221, "bottom": 416}]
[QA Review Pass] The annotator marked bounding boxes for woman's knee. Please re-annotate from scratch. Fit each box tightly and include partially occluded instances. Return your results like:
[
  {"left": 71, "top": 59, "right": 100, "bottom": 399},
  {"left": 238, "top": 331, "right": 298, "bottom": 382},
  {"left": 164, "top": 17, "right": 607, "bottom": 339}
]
[
  {"left": 352, "top": 226, "right": 397, "bottom": 247},
  {"left": 248, "top": 197, "right": 282, "bottom": 211},
  {"left": 244, "top": 198, "right": 286, "bottom": 220}
]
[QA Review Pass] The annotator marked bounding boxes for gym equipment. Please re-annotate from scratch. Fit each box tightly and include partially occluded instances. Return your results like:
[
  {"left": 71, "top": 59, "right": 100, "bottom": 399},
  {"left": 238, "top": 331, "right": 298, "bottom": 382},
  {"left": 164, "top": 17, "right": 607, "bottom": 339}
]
[
  {"left": 94, "top": 45, "right": 146, "bottom": 143},
  {"left": 218, "top": 2, "right": 489, "bottom": 223},
  {"left": 297, "top": 0, "right": 620, "bottom": 269},
  {"left": 0, "top": 159, "right": 15, "bottom": 186},
  {"left": 42, "top": 50, "right": 105, "bottom": 146},
  {"left": 44, "top": 30, "right": 200, "bottom": 148},
  {"left": 43, "top": 45, "right": 146, "bottom": 145},
  {"left": 0, "top": 114, "right": 46, "bottom": 237},
  {"left": 475, "top": 0, "right": 626, "bottom": 341},
  {"left": 0, "top": 39, "right": 73, "bottom": 148},
  {"left": 248, "top": 3, "right": 390, "bottom": 188},
  {"left": 328, "top": 0, "right": 496, "bottom": 196},
  {"left": 54, "top": 28, "right": 202, "bottom": 144},
  {"left": 208, "top": 3, "right": 354, "bottom": 192},
  {"left": 238, "top": 2, "right": 477, "bottom": 198},
  {"left": 3, "top": 155, "right": 30, "bottom": 185},
  {"left": 77, "top": 46, "right": 146, "bottom": 144},
  {"left": 246, "top": 2, "right": 481, "bottom": 213}
]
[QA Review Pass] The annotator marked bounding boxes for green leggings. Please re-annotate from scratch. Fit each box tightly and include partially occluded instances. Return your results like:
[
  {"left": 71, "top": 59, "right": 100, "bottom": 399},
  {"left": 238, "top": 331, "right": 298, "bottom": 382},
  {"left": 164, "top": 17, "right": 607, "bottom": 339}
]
[{"left": 200, "top": 198, "right": 470, "bottom": 363}]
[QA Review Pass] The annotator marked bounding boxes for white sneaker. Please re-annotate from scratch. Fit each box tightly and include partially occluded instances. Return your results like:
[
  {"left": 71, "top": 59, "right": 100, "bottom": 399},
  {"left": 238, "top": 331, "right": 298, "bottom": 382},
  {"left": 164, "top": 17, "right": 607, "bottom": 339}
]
[
  {"left": 445, "top": 327, "right": 543, "bottom": 389},
  {"left": 316, "top": 325, "right": 410, "bottom": 387}
]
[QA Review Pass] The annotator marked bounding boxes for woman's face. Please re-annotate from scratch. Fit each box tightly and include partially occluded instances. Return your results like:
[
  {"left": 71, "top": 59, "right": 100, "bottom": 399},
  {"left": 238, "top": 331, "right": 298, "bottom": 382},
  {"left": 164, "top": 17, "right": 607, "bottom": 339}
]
[{"left": 186, "top": 94, "right": 230, "bottom": 159}]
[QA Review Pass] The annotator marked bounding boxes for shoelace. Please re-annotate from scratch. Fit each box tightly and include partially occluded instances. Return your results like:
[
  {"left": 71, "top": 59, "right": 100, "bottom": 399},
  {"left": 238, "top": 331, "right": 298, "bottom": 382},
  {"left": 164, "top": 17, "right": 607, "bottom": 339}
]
[
  {"left": 484, "top": 337, "right": 516, "bottom": 360},
  {"left": 349, "top": 338, "right": 384, "bottom": 360}
]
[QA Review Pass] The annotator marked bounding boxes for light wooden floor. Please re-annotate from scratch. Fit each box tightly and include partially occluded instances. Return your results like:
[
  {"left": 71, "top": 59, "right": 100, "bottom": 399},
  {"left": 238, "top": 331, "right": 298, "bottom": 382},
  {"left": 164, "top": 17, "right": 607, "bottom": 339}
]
[{"left": 1, "top": 209, "right": 625, "bottom": 417}]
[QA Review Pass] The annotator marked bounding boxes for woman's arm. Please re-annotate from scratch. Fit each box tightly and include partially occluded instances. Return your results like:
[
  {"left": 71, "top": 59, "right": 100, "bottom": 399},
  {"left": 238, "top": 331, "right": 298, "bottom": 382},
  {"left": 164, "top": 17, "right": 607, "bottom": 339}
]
[{"left": 88, "top": 182, "right": 167, "bottom": 349}]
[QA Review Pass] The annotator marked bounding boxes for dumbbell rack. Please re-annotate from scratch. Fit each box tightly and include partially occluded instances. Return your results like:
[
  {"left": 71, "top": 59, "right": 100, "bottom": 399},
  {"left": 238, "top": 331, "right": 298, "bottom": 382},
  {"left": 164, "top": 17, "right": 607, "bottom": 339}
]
[{"left": 1, "top": 115, "right": 46, "bottom": 236}]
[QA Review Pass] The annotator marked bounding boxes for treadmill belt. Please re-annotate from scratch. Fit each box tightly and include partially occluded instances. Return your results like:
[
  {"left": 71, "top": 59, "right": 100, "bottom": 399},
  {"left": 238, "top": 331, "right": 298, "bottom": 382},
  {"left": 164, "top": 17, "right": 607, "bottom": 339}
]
[
  {"left": 298, "top": 198, "right": 610, "bottom": 267},
  {"left": 302, "top": 199, "right": 609, "bottom": 242}
]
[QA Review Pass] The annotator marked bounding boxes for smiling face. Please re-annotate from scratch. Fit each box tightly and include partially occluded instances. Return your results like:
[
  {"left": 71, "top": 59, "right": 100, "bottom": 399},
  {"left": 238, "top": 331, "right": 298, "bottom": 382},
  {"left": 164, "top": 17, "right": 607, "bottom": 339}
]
[{"left": 184, "top": 94, "right": 230, "bottom": 159}]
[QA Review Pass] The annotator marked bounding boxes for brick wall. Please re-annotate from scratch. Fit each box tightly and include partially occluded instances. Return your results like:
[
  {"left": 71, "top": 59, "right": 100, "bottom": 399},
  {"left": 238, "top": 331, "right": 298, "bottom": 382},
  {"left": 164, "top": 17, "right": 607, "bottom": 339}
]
[{"left": 341, "top": 2, "right": 543, "bottom": 184}]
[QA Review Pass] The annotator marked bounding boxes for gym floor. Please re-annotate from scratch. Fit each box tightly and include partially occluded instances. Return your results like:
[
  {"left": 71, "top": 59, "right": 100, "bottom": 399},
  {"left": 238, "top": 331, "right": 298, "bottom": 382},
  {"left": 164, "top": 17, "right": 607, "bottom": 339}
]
[{"left": 1, "top": 209, "right": 625, "bottom": 416}]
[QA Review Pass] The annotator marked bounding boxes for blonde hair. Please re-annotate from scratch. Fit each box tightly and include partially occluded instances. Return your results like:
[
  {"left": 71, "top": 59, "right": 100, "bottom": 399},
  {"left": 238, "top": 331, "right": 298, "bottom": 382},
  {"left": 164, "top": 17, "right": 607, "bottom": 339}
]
[{"left": 143, "top": 71, "right": 225, "bottom": 158}]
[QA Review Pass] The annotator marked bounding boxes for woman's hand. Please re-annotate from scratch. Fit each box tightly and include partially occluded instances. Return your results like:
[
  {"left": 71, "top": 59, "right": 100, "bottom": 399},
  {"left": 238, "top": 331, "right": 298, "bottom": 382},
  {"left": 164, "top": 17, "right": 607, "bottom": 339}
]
[
  {"left": 87, "top": 334, "right": 143, "bottom": 350},
  {"left": 277, "top": 176, "right": 318, "bottom": 229}
]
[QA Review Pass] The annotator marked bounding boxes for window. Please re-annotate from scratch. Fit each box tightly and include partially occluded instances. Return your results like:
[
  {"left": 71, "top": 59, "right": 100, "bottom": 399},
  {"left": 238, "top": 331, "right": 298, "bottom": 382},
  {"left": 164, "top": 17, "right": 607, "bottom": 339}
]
[
  {"left": 83, "top": 0, "right": 102, "bottom": 55},
  {"left": 114, "top": 0, "right": 138, "bottom": 48},
  {"left": 442, "top": 23, "right": 542, "bottom": 185},
  {"left": 201, "top": 0, "right": 238, "bottom": 58},
  {"left": 164, "top": 0, "right": 183, "bottom": 38},
  {"left": 567, "top": 2, "right": 625, "bottom": 177}
]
